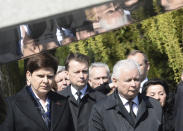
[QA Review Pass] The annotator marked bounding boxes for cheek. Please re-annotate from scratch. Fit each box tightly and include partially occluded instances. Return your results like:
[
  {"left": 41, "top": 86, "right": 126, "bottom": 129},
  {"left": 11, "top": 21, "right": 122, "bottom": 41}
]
[
  {"left": 57, "top": 82, "right": 62, "bottom": 86},
  {"left": 160, "top": 96, "right": 166, "bottom": 102}
]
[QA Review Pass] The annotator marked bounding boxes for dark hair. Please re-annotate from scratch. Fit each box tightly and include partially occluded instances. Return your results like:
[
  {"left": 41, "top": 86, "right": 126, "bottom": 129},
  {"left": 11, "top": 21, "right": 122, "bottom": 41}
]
[
  {"left": 26, "top": 53, "right": 58, "bottom": 74},
  {"left": 142, "top": 78, "right": 171, "bottom": 110},
  {"left": 65, "top": 53, "right": 89, "bottom": 71},
  {"left": 0, "top": 94, "right": 6, "bottom": 124},
  {"left": 127, "top": 50, "right": 149, "bottom": 64},
  {"left": 142, "top": 79, "right": 169, "bottom": 96},
  {"left": 28, "top": 20, "right": 58, "bottom": 45}
]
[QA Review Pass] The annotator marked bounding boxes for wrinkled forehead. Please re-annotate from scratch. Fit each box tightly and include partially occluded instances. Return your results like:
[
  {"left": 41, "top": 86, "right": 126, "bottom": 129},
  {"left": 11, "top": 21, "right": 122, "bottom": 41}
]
[
  {"left": 68, "top": 59, "right": 88, "bottom": 68},
  {"left": 119, "top": 64, "right": 140, "bottom": 76},
  {"left": 90, "top": 66, "right": 108, "bottom": 76},
  {"left": 128, "top": 53, "right": 146, "bottom": 64}
]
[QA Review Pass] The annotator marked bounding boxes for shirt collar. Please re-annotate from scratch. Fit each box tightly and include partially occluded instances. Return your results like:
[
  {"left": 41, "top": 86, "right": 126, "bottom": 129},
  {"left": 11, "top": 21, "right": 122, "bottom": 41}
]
[
  {"left": 30, "top": 86, "right": 50, "bottom": 112},
  {"left": 118, "top": 93, "right": 139, "bottom": 106},
  {"left": 140, "top": 77, "right": 148, "bottom": 93},
  {"left": 71, "top": 85, "right": 88, "bottom": 98},
  {"left": 140, "top": 77, "right": 148, "bottom": 87}
]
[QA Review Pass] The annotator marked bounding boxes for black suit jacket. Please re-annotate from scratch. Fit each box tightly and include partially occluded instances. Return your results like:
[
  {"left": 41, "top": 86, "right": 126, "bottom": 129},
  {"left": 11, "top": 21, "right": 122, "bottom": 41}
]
[
  {"left": 174, "top": 82, "right": 183, "bottom": 131},
  {"left": 89, "top": 90, "right": 162, "bottom": 131},
  {"left": 59, "top": 84, "right": 105, "bottom": 131},
  {"left": 0, "top": 87, "right": 74, "bottom": 131},
  {"left": 94, "top": 83, "right": 111, "bottom": 95}
]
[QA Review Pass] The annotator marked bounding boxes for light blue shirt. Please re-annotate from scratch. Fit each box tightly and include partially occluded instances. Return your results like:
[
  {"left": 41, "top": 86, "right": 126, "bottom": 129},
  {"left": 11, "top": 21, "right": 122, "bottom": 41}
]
[{"left": 71, "top": 85, "right": 87, "bottom": 100}]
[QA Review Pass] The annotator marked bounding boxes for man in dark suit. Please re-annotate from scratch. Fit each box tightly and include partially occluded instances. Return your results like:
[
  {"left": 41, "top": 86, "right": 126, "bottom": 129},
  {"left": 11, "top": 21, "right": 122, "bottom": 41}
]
[
  {"left": 88, "top": 62, "right": 111, "bottom": 94},
  {"left": 0, "top": 53, "right": 74, "bottom": 131},
  {"left": 89, "top": 59, "right": 162, "bottom": 131},
  {"left": 174, "top": 81, "right": 183, "bottom": 131},
  {"left": 127, "top": 50, "right": 150, "bottom": 93},
  {"left": 59, "top": 53, "right": 105, "bottom": 131}
]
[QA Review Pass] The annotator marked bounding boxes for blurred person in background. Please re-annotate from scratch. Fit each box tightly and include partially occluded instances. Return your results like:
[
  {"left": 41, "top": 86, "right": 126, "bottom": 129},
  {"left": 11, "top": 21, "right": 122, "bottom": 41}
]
[
  {"left": 127, "top": 50, "right": 150, "bottom": 93},
  {"left": 94, "top": 2, "right": 131, "bottom": 33},
  {"left": 88, "top": 62, "right": 116, "bottom": 95},
  {"left": 55, "top": 66, "right": 70, "bottom": 92},
  {"left": 161, "top": 0, "right": 183, "bottom": 11}
]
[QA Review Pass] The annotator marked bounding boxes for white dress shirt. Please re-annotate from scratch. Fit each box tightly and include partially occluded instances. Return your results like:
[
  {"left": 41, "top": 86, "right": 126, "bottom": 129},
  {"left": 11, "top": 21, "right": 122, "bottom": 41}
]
[
  {"left": 140, "top": 77, "right": 148, "bottom": 93},
  {"left": 32, "top": 89, "right": 50, "bottom": 113},
  {"left": 71, "top": 85, "right": 87, "bottom": 100},
  {"left": 118, "top": 93, "right": 139, "bottom": 116}
]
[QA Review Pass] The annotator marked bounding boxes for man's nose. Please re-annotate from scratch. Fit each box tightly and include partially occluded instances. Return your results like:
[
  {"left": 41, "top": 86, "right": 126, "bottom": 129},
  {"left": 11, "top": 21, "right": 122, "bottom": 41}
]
[
  {"left": 63, "top": 79, "right": 67, "bottom": 84},
  {"left": 79, "top": 72, "right": 84, "bottom": 78},
  {"left": 130, "top": 80, "right": 136, "bottom": 86},
  {"left": 154, "top": 94, "right": 160, "bottom": 101},
  {"left": 99, "top": 78, "right": 104, "bottom": 85},
  {"left": 43, "top": 76, "right": 49, "bottom": 83}
]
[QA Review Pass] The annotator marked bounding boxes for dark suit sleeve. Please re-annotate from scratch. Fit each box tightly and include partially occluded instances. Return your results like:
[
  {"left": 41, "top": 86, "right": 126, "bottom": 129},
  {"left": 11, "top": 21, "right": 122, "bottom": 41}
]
[
  {"left": 0, "top": 98, "right": 14, "bottom": 131},
  {"left": 89, "top": 104, "right": 105, "bottom": 131},
  {"left": 174, "top": 82, "right": 183, "bottom": 131},
  {"left": 94, "top": 83, "right": 111, "bottom": 95}
]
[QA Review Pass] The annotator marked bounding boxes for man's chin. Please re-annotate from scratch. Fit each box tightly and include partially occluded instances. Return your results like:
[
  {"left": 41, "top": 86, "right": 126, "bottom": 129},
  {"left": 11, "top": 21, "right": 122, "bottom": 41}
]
[{"left": 77, "top": 84, "right": 86, "bottom": 88}]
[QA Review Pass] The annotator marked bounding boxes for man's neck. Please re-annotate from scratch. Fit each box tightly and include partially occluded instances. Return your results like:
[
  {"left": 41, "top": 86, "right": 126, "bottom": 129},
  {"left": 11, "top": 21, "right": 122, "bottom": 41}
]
[{"left": 72, "top": 85, "right": 86, "bottom": 91}]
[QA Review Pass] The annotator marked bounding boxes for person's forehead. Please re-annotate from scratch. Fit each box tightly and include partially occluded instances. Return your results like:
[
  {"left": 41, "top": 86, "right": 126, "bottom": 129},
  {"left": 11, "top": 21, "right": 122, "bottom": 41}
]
[
  {"left": 68, "top": 60, "right": 88, "bottom": 71},
  {"left": 97, "top": 3, "right": 115, "bottom": 13},
  {"left": 57, "top": 71, "right": 68, "bottom": 77},
  {"left": 69, "top": 59, "right": 88, "bottom": 66},
  {"left": 119, "top": 67, "right": 139, "bottom": 78},
  {"left": 128, "top": 53, "right": 145, "bottom": 63},
  {"left": 32, "top": 67, "right": 54, "bottom": 74},
  {"left": 148, "top": 84, "right": 165, "bottom": 91},
  {"left": 91, "top": 67, "right": 108, "bottom": 76}
]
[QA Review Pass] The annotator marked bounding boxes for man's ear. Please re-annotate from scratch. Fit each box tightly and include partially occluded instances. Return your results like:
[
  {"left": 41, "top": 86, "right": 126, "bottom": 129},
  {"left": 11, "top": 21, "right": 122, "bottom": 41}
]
[
  {"left": 112, "top": 77, "right": 118, "bottom": 87},
  {"left": 147, "top": 62, "right": 150, "bottom": 72},
  {"left": 88, "top": 79, "right": 93, "bottom": 87},
  {"left": 26, "top": 71, "right": 31, "bottom": 85}
]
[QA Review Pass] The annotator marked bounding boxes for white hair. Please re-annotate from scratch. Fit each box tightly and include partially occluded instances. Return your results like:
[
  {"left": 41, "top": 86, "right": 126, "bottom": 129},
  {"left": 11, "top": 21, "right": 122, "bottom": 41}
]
[
  {"left": 111, "top": 59, "right": 140, "bottom": 80},
  {"left": 89, "top": 62, "right": 110, "bottom": 77},
  {"left": 56, "top": 66, "right": 65, "bottom": 74}
]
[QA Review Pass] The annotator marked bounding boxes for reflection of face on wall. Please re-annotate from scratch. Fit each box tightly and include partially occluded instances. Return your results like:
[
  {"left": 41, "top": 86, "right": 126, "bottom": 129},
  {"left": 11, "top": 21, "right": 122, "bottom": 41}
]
[
  {"left": 20, "top": 25, "right": 58, "bottom": 57},
  {"left": 161, "top": 0, "right": 183, "bottom": 10},
  {"left": 95, "top": 2, "right": 131, "bottom": 32},
  {"left": 120, "top": 0, "right": 140, "bottom": 10}
]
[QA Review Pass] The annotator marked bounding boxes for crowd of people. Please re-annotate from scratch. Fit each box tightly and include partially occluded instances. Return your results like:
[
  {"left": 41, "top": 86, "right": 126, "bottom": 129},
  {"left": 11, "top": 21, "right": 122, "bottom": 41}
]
[{"left": 0, "top": 49, "right": 183, "bottom": 131}]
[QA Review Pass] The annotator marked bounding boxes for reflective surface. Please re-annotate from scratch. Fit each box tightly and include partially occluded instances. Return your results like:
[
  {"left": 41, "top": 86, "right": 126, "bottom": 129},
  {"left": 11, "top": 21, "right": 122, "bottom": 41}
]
[{"left": 0, "top": 1, "right": 183, "bottom": 64}]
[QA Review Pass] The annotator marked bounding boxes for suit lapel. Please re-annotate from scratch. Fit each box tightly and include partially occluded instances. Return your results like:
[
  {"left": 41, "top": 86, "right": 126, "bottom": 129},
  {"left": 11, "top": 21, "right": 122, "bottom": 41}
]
[
  {"left": 116, "top": 94, "right": 135, "bottom": 127},
  {"left": 15, "top": 87, "right": 48, "bottom": 131},
  {"left": 135, "top": 95, "right": 152, "bottom": 127},
  {"left": 104, "top": 91, "right": 135, "bottom": 127},
  {"left": 60, "top": 86, "right": 78, "bottom": 105},
  {"left": 50, "top": 92, "right": 67, "bottom": 130}
]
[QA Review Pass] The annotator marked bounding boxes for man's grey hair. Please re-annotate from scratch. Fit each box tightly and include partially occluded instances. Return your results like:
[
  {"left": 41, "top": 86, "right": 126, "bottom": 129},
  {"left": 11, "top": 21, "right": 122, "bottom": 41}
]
[
  {"left": 89, "top": 62, "right": 110, "bottom": 78},
  {"left": 111, "top": 59, "right": 140, "bottom": 80},
  {"left": 56, "top": 66, "right": 66, "bottom": 74}
]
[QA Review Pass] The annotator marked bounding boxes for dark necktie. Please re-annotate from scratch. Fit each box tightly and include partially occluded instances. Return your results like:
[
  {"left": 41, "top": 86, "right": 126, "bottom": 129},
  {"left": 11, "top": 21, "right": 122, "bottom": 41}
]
[
  {"left": 128, "top": 101, "right": 136, "bottom": 122},
  {"left": 76, "top": 90, "right": 82, "bottom": 104}
]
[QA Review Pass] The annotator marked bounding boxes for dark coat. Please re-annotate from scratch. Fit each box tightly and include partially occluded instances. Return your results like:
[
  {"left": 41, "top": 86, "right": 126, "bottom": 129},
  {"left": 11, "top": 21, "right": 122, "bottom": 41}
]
[
  {"left": 162, "top": 92, "right": 175, "bottom": 131},
  {"left": 0, "top": 87, "right": 74, "bottom": 131},
  {"left": 89, "top": 91, "right": 162, "bottom": 131},
  {"left": 59, "top": 85, "right": 105, "bottom": 131},
  {"left": 174, "top": 82, "right": 183, "bottom": 131},
  {"left": 94, "top": 83, "right": 111, "bottom": 95}
]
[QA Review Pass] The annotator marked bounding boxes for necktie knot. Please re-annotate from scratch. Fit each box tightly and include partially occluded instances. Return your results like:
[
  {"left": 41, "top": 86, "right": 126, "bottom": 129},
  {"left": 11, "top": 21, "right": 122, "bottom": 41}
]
[{"left": 128, "top": 101, "right": 134, "bottom": 110}]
